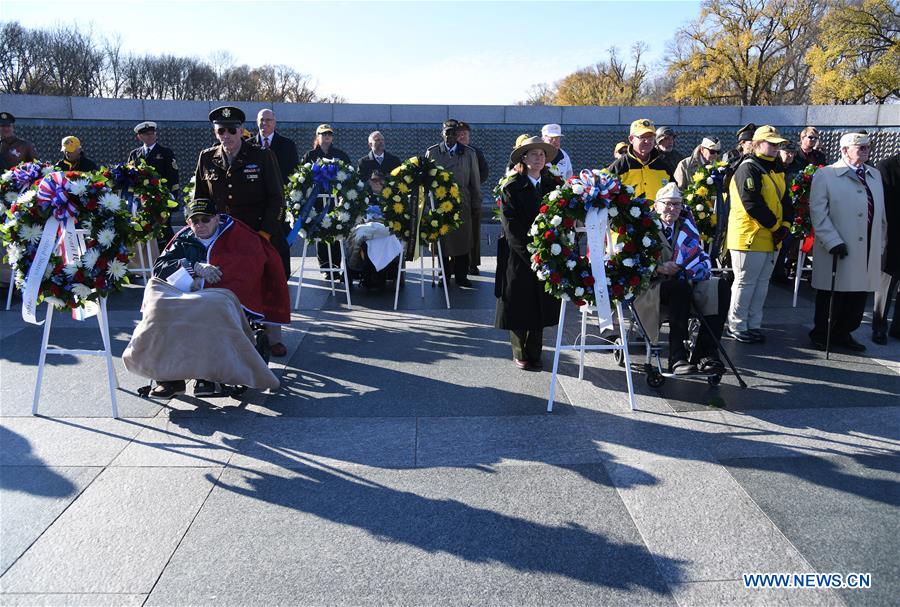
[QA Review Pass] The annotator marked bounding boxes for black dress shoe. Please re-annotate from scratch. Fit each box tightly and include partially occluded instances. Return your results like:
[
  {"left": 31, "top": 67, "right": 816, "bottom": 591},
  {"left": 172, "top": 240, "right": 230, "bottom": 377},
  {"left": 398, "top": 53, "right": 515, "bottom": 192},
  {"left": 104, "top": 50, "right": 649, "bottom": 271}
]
[
  {"left": 456, "top": 276, "right": 474, "bottom": 288},
  {"left": 808, "top": 331, "right": 826, "bottom": 350},
  {"left": 872, "top": 331, "right": 888, "bottom": 345},
  {"left": 514, "top": 359, "right": 530, "bottom": 370},
  {"left": 469, "top": 267, "right": 480, "bottom": 276},
  {"left": 835, "top": 334, "right": 867, "bottom": 352}
]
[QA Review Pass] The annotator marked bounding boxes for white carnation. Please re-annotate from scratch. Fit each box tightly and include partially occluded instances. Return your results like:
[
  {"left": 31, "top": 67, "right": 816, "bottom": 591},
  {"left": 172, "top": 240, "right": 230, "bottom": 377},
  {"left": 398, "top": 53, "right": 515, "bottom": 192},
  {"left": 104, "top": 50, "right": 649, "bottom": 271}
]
[
  {"left": 529, "top": 224, "right": 538, "bottom": 236},
  {"left": 99, "top": 192, "right": 122, "bottom": 211},
  {"left": 290, "top": 190, "right": 302, "bottom": 202},
  {"left": 622, "top": 257, "right": 636, "bottom": 267},
  {"left": 608, "top": 207, "right": 619, "bottom": 217},
  {"left": 561, "top": 293, "right": 571, "bottom": 301},
  {"left": 695, "top": 204, "right": 704, "bottom": 212},
  {"left": 97, "top": 228, "right": 116, "bottom": 248},
  {"left": 321, "top": 217, "right": 333, "bottom": 228},
  {"left": 299, "top": 229, "right": 307, "bottom": 239},
  {"left": 548, "top": 190, "right": 560, "bottom": 201},
  {"left": 72, "top": 283, "right": 93, "bottom": 299},
  {"left": 591, "top": 169, "right": 602, "bottom": 176},
  {"left": 345, "top": 190, "right": 358, "bottom": 201},
  {"left": 82, "top": 248, "right": 100, "bottom": 269},
  {"left": 572, "top": 184, "right": 585, "bottom": 195},
  {"left": 706, "top": 177, "right": 714, "bottom": 185},
  {"left": 67, "top": 179, "right": 88, "bottom": 196},
  {"left": 550, "top": 243, "right": 562, "bottom": 255},
  {"left": 642, "top": 236, "right": 652, "bottom": 247},
  {"left": 1, "top": 171, "right": 12, "bottom": 181},
  {"left": 336, "top": 171, "right": 347, "bottom": 182},
  {"left": 629, "top": 206, "right": 641, "bottom": 218},
  {"left": 550, "top": 215, "right": 563, "bottom": 226},
  {"left": 107, "top": 259, "right": 127, "bottom": 280},
  {"left": 7, "top": 243, "right": 25, "bottom": 264},
  {"left": 339, "top": 212, "right": 350, "bottom": 222},
  {"left": 566, "top": 260, "right": 576, "bottom": 269},
  {"left": 574, "top": 287, "right": 585, "bottom": 296},
  {"left": 614, "top": 242, "right": 625, "bottom": 253}
]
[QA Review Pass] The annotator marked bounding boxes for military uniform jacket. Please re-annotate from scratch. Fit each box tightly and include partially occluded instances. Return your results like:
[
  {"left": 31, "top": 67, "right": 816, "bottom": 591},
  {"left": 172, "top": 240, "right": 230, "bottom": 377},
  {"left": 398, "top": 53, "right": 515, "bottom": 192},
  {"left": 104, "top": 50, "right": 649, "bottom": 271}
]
[
  {"left": 0, "top": 136, "right": 38, "bottom": 168},
  {"left": 128, "top": 143, "right": 179, "bottom": 190},
  {"left": 193, "top": 141, "right": 284, "bottom": 237}
]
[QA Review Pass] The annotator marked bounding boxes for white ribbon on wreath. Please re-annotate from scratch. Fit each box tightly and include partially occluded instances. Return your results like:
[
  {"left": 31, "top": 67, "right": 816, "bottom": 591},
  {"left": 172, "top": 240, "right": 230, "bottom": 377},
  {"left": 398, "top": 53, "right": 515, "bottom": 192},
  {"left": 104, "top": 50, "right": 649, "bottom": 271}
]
[{"left": 573, "top": 170, "right": 613, "bottom": 330}]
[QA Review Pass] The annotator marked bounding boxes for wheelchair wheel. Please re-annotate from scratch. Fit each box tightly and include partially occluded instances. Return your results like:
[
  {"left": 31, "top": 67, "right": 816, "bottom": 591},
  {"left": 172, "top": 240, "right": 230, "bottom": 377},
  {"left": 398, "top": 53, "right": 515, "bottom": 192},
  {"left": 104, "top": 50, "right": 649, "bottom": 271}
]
[
  {"left": 613, "top": 338, "right": 625, "bottom": 367},
  {"left": 254, "top": 326, "right": 270, "bottom": 364},
  {"left": 707, "top": 374, "right": 722, "bottom": 387},
  {"left": 646, "top": 371, "right": 665, "bottom": 388}
]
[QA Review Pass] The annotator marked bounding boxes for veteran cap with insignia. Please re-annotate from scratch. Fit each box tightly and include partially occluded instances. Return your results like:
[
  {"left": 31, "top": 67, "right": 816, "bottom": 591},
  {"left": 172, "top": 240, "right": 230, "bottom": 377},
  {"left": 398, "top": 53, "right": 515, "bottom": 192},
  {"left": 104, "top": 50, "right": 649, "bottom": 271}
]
[
  {"left": 0, "top": 112, "right": 15, "bottom": 126},
  {"left": 185, "top": 198, "right": 217, "bottom": 218},
  {"left": 630, "top": 118, "right": 655, "bottom": 137},
  {"left": 208, "top": 106, "right": 245, "bottom": 127},
  {"left": 737, "top": 123, "right": 757, "bottom": 142},
  {"left": 840, "top": 131, "right": 870, "bottom": 147},
  {"left": 315, "top": 123, "right": 334, "bottom": 135},
  {"left": 134, "top": 121, "right": 157, "bottom": 134}
]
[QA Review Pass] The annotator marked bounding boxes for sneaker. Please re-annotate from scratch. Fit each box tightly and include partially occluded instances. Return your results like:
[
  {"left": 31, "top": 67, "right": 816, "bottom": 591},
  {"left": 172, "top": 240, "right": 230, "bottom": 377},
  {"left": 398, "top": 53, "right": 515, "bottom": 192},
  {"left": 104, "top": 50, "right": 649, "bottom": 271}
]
[
  {"left": 194, "top": 379, "right": 219, "bottom": 397},
  {"left": 725, "top": 327, "right": 759, "bottom": 343},
  {"left": 748, "top": 329, "right": 766, "bottom": 343},
  {"left": 148, "top": 380, "right": 185, "bottom": 399}
]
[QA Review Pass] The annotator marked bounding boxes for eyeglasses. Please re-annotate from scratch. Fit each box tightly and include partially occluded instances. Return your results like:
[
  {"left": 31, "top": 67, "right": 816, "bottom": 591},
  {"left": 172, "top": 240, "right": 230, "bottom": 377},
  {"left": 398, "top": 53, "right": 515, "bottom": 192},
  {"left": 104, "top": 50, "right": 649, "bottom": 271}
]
[
  {"left": 216, "top": 127, "right": 238, "bottom": 135},
  {"left": 805, "top": 136, "right": 818, "bottom": 141},
  {"left": 189, "top": 215, "right": 214, "bottom": 224},
  {"left": 705, "top": 149, "right": 720, "bottom": 155},
  {"left": 660, "top": 201, "right": 683, "bottom": 209}
]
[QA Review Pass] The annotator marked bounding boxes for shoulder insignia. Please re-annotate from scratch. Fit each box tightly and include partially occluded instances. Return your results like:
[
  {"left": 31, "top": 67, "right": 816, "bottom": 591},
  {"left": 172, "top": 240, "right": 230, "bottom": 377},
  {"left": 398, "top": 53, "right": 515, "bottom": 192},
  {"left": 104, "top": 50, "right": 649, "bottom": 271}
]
[
  {"left": 745, "top": 177, "right": 755, "bottom": 191},
  {"left": 172, "top": 159, "right": 178, "bottom": 170}
]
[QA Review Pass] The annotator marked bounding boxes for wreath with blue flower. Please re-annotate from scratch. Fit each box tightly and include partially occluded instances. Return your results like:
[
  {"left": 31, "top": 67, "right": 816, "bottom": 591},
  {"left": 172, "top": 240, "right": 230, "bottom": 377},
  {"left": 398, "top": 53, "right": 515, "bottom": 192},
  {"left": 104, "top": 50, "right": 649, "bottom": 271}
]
[{"left": 285, "top": 158, "right": 366, "bottom": 243}]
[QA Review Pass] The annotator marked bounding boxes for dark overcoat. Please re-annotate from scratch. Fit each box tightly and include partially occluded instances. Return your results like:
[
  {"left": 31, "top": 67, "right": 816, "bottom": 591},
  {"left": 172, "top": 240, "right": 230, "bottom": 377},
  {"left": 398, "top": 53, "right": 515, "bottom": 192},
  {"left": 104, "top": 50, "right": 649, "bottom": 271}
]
[
  {"left": 495, "top": 173, "right": 561, "bottom": 330},
  {"left": 876, "top": 153, "right": 899, "bottom": 275}
]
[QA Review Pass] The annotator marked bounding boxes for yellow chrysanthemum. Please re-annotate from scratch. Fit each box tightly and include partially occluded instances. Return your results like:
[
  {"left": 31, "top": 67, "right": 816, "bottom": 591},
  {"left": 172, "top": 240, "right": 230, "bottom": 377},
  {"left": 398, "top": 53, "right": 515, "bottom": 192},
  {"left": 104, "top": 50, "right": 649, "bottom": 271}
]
[
  {"left": 390, "top": 166, "right": 403, "bottom": 177},
  {"left": 696, "top": 186, "right": 708, "bottom": 198},
  {"left": 392, "top": 221, "right": 402, "bottom": 232},
  {"left": 397, "top": 183, "right": 409, "bottom": 193},
  {"left": 449, "top": 185, "right": 459, "bottom": 198},
  {"left": 439, "top": 224, "right": 450, "bottom": 235},
  {"left": 435, "top": 186, "right": 447, "bottom": 199},
  {"left": 692, "top": 172, "right": 705, "bottom": 183},
  {"left": 439, "top": 201, "right": 454, "bottom": 213},
  {"left": 382, "top": 187, "right": 392, "bottom": 197},
  {"left": 393, "top": 202, "right": 405, "bottom": 214},
  {"left": 409, "top": 157, "right": 419, "bottom": 165}
]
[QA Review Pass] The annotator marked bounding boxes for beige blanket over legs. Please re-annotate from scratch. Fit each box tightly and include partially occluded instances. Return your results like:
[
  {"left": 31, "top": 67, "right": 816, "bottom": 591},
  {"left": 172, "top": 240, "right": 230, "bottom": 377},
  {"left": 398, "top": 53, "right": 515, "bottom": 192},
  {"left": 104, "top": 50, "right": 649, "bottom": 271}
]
[{"left": 123, "top": 278, "right": 279, "bottom": 390}]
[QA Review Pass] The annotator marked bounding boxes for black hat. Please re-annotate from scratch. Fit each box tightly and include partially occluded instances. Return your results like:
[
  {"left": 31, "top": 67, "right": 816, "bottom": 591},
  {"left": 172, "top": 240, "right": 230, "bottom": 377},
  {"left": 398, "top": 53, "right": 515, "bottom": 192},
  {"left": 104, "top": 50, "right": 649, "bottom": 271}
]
[
  {"left": 0, "top": 112, "right": 15, "bottom": 126},
  {"left": 456, "top": 121, "right": 471, "bottom": 132},
  {"left": 442, "top": 119, "right": 459, "bottom": 131},
  {"left": 185, "top": 198, "right": 217, "bottom": 218},
  {"left": 208, "top": 106, "right": 245, "bottom": 127},
  {"left": 369, "top": 169, "right": 385, "bottom": 181},
  {"left": 737, "top": 122, "right": 757, "bottom": 142}
]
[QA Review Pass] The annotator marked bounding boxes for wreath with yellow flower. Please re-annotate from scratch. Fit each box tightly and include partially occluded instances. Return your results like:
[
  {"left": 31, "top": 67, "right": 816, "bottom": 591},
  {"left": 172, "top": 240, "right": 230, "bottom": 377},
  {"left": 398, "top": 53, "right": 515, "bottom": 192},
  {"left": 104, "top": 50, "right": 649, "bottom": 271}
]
[
  {"left": 284, "top": 158, "right": 366, "bottom": 243},
  {"left": 104, "top": 160, "right": 180, "bottom": 243},
  {"left": 680, "top": 161, "right": 728, "bottom": 243},
  {"left": 381, "top": 156, "right": 462, "bottom": 243},
  {"left": 1, "top": 171, "right": 134, "bottom": 310},
  {"left": 527, "top": 170, "right": 662, "bottom": 306}
]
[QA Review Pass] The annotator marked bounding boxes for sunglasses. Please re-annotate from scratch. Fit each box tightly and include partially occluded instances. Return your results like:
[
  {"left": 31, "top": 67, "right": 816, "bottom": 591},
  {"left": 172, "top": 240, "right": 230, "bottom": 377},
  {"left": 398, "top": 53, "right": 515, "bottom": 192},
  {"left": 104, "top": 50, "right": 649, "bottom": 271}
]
[
  {"left": 189, "top": 215, "right": 214, "bottom": 224},
  {"left": 805, "top": 136, "right": 818, "bottom": 141},
  {"left": 216, "top": 127, "right": 238, "bottom": 135},
  {"left": 706, "top": 149, "right": 720, "bottom": 154}
]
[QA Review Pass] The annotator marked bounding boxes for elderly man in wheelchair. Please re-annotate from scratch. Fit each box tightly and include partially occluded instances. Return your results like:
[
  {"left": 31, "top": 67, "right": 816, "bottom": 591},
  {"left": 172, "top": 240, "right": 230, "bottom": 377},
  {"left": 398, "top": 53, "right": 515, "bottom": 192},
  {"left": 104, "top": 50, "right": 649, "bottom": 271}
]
[
  {"left": 633, "top": 182, "right": 730, "bottom": 377},
  {"left": 123, "top": 198, "right": 290, "bottom": 399}
]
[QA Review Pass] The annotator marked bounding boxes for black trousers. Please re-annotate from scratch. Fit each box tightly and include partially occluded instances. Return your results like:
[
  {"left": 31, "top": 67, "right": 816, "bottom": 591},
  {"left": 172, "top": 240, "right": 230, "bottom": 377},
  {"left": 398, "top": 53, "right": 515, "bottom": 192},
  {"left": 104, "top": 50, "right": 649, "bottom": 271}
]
[
  {"left": 510, "top": 329, "right": 543, "bottom": 362},
  {"left": 873, "top": 273, "right": 899, "bottom": 335},
  {"left": 443, "top": 254, "right": 470, "bottom": 280},
  {"left": 660, "top": 278, "right": 729, "bottom": 364},
  {"left": 811, "top": 290, "right": 868, "bottom": 340},
  {"left": 317, "top": 241, "right": 342, "bottom": 271}
]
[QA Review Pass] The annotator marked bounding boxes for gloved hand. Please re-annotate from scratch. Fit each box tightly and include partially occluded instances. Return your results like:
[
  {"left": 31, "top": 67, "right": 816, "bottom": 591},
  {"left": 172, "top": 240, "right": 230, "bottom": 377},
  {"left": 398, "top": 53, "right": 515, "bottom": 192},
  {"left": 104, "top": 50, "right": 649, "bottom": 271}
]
[
  {"left": 772, "top": 226, "right": 789, "bottom": 244},
  {"left": 189, "top": 277, "right": 203, "bottom": 292},
  {"left": 193, "top": 262, "right": 222, "bottom": 284},
  {"left": 829, "top": 243, "right": 849, "bottom": 258}
]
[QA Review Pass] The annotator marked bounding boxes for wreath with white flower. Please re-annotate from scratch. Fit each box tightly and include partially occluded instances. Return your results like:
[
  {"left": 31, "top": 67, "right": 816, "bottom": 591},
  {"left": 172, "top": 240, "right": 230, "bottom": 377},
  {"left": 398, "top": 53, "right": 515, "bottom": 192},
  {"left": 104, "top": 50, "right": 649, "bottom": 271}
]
[
  {"left": 527, "top": 170, "right": 663, "bottom": 306},
  {"left": 789, "top": 163, "right": 821, "bottom": 240},
  {"left": 104, "top": 160, "right": 179, "bottom": 242},
  {"left": 285, "top": 158, "right": 366, "bottom": 243},
  {"left": 0, "top": 171, "right": 133, "bottom": 310},
  {"left": 681, "top": 160, "right": 728, "bottom": 243},
  {"left": 0, "top": 161, "right": 54, "bottom": 217},
  {"left": 381, "top": 156, "right": 461, "bottom": 242}
]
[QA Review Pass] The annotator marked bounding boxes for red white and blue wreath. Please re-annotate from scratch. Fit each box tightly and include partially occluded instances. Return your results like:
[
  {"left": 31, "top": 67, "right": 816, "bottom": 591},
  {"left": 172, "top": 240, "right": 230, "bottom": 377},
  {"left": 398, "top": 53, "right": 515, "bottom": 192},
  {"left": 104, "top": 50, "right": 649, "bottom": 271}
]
[
  {"left": 0, "top": 161, "right": 54, "bottom": 216},
  {"left": 1, "top": 171, "right": 133, "bottom": 318},
  {"left": 284, "top": 158, "right": 366, "bottom": 245},
  {"left": 527, "top": 169, "right": 663, "bottom": 314}
]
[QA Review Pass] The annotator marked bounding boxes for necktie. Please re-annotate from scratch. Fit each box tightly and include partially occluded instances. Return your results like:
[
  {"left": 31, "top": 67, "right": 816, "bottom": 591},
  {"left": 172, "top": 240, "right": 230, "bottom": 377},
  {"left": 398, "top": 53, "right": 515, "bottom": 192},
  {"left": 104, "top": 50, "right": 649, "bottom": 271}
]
[
  {"left": 375, "top": 155, "right": 383, "bottom": 164},
  {"left": 855, "top": 166, "right": 874, "bottom": 244},
  {"left": 664, "top": 226, "right": 674, "bottom": 244},
  {"left": 263, "top": 137, "right": 270, "bottom": 149},
  {"left": 143, "top": 146, "right": 149, "bottom": 157}
]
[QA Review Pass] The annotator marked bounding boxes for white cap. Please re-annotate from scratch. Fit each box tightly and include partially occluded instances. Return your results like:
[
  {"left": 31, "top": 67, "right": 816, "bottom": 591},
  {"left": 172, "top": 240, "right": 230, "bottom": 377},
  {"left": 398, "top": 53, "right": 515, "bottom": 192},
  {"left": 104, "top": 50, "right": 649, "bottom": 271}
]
[
  {"left": 541, "top": 123, "right": 563, "bottom": 138},
  {"left": 133, "top": 121, "right": 157, "bottom": 134},
  {"left": 700, "top": 137, "right": 721, "bottom": 151},
  {"left": 655, "top": 181, "right": 682, "bottom": 202},
  {"left": 839, "top": 132, "right": 869, "bottom": 147}
]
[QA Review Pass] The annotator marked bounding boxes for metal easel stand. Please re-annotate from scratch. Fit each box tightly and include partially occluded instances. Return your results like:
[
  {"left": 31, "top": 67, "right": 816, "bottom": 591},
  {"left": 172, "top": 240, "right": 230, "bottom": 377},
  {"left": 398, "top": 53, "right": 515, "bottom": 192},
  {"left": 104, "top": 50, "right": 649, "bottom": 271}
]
[
  {"left": 392, "top": 239, "right": 450, "bottom": 311},
  {"left": 5, "top": 264, "right": 14, "bottom": 311},
  {"left": 130, "top": 239, "right": 156, "bottom": 283},
  {"left": 293, "top": 237, "right": 351, "bottom": 310},
  {"left": 792, "top": 249, "right": 812, "bottom": 308},
  {"left": 547, "top": 300, "right": 636, "bottom": 413},
  {"left": 33, "top": 297, "right": 119, "bottom": 418}
]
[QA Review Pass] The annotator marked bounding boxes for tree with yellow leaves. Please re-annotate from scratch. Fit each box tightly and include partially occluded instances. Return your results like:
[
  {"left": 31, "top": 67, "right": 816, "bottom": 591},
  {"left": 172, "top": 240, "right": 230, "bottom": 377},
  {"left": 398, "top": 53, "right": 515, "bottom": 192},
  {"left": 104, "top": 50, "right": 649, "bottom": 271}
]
[{"left": 806, "top": 0, "right": 900, "bottom": 104}]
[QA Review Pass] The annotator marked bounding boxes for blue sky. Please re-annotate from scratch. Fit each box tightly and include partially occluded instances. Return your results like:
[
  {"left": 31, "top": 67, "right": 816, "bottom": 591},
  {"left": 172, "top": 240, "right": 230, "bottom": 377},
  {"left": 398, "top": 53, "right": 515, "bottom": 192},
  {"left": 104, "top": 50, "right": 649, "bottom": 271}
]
[{"left": 3, "top": 0, "right": 702, "bottom": 104}]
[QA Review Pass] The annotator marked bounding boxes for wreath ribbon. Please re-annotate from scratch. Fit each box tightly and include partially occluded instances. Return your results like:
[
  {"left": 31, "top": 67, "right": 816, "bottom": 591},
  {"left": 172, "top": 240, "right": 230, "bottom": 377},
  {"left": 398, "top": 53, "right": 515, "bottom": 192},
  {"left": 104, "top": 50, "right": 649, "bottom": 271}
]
[
  {"left": 570, "top": 170, "right": 613, "bottom": 329},
  {"left": 286, "top": 163, "right": 336, "bottom": 245}
]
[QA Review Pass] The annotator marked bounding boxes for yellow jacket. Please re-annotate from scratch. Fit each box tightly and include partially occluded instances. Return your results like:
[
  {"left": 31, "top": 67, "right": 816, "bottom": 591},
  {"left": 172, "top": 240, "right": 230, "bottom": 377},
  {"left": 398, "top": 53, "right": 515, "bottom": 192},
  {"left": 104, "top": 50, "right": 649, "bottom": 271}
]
[{"left": 726, "top": 154, "right": 791, "bottom": 252}]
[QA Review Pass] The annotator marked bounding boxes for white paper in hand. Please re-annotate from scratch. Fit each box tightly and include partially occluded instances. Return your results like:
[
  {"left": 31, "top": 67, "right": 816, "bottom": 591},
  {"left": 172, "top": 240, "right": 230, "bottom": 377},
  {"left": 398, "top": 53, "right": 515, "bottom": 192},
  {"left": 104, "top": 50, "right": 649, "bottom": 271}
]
[{"left": 166, "top": 266, "right": 195, "bottom": 292}]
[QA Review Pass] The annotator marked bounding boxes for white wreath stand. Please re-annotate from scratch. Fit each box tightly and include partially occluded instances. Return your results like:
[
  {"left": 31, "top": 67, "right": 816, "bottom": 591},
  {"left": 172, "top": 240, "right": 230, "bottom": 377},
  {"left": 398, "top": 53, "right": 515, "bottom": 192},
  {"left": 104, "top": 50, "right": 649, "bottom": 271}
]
[
  {"left": 130, "top": 240, "right": 156, "bottom": 283},
  {"left": 393, "top": 191, "right": 450, "bottom": 311},
  {"left": 293, "top": 236, "right": 352, "bottom": 310},
  {"left": 793, "top": 249, "right": 813, "bottom": 308},
  {"left": 32, "top": 230, "right": 119, "bottom": 418}
]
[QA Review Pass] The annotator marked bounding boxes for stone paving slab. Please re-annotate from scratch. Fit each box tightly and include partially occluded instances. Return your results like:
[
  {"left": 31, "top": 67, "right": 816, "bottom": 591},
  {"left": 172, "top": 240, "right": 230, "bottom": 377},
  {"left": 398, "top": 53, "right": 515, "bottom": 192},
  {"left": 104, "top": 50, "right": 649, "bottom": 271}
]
[
  {"left": 724, "top": 454, "right": 900, "bottom": 607},
  {"left": 0, "top": 467, "right": 219, "bottom": 594},
  {"left": 0, "top": 466, "right": 102, "bottom": 573},
  {"left": 0, "top": 419, "right": 142, "bottom": 467},
  {"left": 669, "top": 580, "right": 844, "bottom": 607},
  {"left": 145, "top": 464, "right": 677, "bottom": 607},
  {"left": 0, "top": 594, "right": 147, "bottom": 606}
]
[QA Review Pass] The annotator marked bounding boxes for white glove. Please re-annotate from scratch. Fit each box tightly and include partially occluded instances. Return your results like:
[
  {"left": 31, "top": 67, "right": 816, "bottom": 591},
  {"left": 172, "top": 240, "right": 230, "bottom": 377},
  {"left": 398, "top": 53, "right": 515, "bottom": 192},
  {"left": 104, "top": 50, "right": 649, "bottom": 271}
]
[{"left": 193, "top": 262, "right": 222, "bottom": 284}]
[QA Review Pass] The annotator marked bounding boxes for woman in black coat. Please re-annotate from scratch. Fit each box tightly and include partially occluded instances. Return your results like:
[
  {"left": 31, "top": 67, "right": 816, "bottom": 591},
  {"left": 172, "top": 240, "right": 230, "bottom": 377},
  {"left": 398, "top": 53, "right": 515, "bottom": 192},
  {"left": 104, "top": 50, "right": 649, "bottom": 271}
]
[{"left": 495, "top": 136, "right": 563, "bottom": 370}]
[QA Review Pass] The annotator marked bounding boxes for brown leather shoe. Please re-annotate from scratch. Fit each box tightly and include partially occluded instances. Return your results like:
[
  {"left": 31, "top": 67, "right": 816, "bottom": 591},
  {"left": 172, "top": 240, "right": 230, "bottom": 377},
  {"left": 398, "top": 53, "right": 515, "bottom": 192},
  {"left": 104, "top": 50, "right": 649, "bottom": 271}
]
[
  {"left": 270, "top": 342, "right": 288, "bottom": 357},
  {"left": 514, "top": 359, "right": 530, "bottom": 370}
]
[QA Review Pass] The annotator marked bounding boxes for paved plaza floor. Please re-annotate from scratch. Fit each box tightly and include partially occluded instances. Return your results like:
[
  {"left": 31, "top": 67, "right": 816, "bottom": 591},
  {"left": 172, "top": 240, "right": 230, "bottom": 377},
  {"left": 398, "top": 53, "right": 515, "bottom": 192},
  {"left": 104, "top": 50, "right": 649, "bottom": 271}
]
[{"left": 1, "top": 234, "right": 898, "bottom": 606}]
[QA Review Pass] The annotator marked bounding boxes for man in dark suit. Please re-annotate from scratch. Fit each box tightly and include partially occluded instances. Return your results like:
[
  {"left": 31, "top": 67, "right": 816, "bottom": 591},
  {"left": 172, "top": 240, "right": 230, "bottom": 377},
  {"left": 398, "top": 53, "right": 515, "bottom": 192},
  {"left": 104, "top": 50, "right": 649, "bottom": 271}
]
[
  {"left": 357, "top": 131, "right": 401, "bottom": 182},
  {"left": 128, "top": 121, "right": 180, "bottom": 246},
  {"left": 254, "top": 109, "right": 300, "bottom": 185}
]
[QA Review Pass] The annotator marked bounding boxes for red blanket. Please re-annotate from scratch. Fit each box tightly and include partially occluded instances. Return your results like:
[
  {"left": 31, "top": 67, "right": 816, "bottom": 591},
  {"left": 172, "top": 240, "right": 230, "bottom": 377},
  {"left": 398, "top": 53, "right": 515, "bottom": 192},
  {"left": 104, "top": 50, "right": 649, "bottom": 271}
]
[{"left": 209, "top": 217, "right": 290, "bottom": 323}]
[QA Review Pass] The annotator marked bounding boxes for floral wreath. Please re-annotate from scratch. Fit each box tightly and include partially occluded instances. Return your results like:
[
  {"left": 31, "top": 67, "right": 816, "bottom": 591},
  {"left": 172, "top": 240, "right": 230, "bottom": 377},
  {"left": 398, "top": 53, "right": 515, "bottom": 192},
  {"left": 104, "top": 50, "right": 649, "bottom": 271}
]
[
  {"left": 527, "top": 170, "right": 663, "bottom": 306},
  {"left": 1, "top": 171, "right": 133, "bottom": 310},
  {"left": 681, "top": 160, "right": 728, "bottom": 243},
  {"left": 103, "top": 160, "right": 179, "bottom": 243},
  {"left": 381, "top": 156, "right": 461, "bottom": 242},
  {"left": 285, "top": 158, "right": 366, "bottom": 243},
  {"left": 789, "top": 163, "right": 822, "bottom": 241},
  {"left": 0, "top": 161, "right": 54, "bottom": 217}
]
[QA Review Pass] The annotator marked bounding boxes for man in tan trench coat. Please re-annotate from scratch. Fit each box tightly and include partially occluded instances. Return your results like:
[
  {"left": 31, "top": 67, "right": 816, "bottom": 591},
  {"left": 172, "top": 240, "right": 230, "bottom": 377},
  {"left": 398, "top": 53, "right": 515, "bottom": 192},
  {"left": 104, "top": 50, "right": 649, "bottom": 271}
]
[
  {"left": 426, "top": 119, "right": 481, "bottom": 288},
  {"left": 808, "top": 132, "right": 887, "bottom": 352}
]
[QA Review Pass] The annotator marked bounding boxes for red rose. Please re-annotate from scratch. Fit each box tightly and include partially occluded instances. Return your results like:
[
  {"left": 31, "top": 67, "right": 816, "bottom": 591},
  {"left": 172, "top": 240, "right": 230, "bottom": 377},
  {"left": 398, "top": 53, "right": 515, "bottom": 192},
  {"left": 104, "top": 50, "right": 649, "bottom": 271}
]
[
  {"left": 95, "top": 257, "right": 109, "bottom": 270},
  {"left": 50, "top": 284, "right": 61, "bottom": 296},
  {"left": 558, "top": 199, "right": 568, "bottom": 208},
  {"left": 116, "top": 253, "right": 129, "bottom": 263},
  {"left": 563, "top": 218, "right": 575, "bottom": 228},
  {"left": 543, "top": 230, "right": 555, "bottom": 241},
  {"left": 496, "top": 199, "right": 502, "bottom": 207},
  {"left": 583, "top": 276, "right": 595, "bottom": 286},
  {"left": 623, "top": 242, "right": 636, "bottom": 253},
  {"left": 73, "top": 270, "right": 84, "bottom": 282},
  {"left": 9, "top": 204, "right": 17, "bottom": 213},
  {"left": 533, "top": 254, "right": 541, "bottom": 264},
  {"left": 574, "top": 298, "right": 586, "bottom": 307},
  {"left": 642, "top": 217, "right": 652, "bottom": 227},
  {"left": 93, "top": 182, "right": 104, "bottom": 189},
  {"left": 539, "top": 205, "right": 549, "bottom": 214},
  {"left": 612, "top": 284, "right": 624, "bottom": 296},
  {"left": 562, "top": 247, "right": 571, "bottom": 257},
  {"left": 94, "top": 276, "right": 107, "bottom": 289},
  {"left": 791, "top": 184, "right": 800, "bottom": 192},
  {"left": 67, "top": 299, "right": 77, "bottom": 309},
  {"left": 52, "top": 264, "right": 63, "bottom": 275},
  {"left": 616, "top": 193, "right": 629, "bottom": 204},
  {"left": 548, "top": 273, "right": 561, "bottom": 284},
  {"left": 618, "top": 226, "right": 627, "bottom": 235},
  {"left": 65, "top": 171, "right": 78, "bottom": 179},
  {"left": 150, "top": 178, "right": 160, "bottom": 186},
  {"left": 630, "top": 275, "right": 641, "bottom": 286},
  {"left": 85, "top": 201, "right": 97, "bottom": 211},
  {"left": 86, "top": 239, "right": 97, "bottom": 248}
]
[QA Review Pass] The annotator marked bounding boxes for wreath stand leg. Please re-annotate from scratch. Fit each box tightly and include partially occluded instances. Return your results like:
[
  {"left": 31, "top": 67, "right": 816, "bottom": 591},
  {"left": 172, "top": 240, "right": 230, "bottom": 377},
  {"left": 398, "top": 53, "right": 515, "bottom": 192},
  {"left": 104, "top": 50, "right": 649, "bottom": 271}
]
[
  {"left": 325, "top": 239, "right": 336, "bottom": 297},
  {"left": 393, "top": 242, "right": 405, "bottom": 311},
  {"left": 547, "top": 301, "right": 636, "bottom": 413},
  {"left": 292, "top": 239, "right": 310, "bottom": 310},
  {"left": 132, "top": 239, "right": 154, "bottom": 283},
  {"left": 5, "top": 265, "right": 14, "bottom": 311},
  {"left": 33, "top": 296, "right": 119, "bottom": 418},
  {"left": 792, "top": 249, "right": 807, "bottom": 308},
  {"left": 338, "top": 238, "right": 352, "bottom": 309},
  {"left": 433, "top": 239, "right": 450, "bottom": 309}
]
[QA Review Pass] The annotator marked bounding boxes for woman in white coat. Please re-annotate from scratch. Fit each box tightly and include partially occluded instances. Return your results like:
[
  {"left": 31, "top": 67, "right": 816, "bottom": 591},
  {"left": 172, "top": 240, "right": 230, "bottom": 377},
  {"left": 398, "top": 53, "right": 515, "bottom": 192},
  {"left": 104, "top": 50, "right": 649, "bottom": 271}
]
[{"left": 808, "top": 132, "right": 887, "bottom": 352}]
